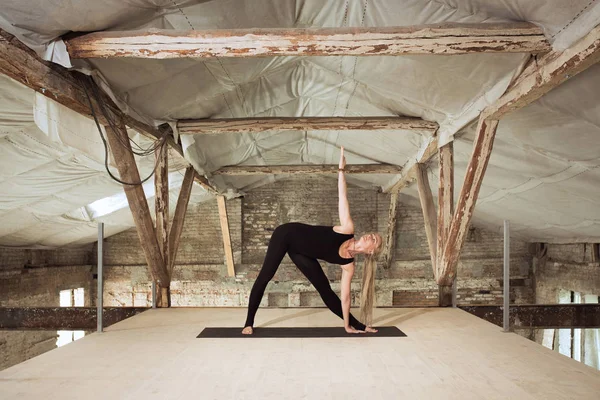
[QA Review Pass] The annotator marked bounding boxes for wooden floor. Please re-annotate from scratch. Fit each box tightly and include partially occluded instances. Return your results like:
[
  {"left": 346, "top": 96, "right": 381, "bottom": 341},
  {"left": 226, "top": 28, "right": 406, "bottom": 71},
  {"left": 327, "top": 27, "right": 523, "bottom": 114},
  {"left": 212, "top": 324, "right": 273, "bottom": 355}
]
[{"left": 1, "top": 307, "right": 599, "bottom": 399}]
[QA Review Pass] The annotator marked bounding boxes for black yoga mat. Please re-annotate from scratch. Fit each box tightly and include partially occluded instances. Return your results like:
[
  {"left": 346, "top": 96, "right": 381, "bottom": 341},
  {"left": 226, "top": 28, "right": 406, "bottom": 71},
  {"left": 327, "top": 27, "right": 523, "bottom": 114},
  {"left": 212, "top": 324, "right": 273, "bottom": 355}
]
[{"left": 197, "top": 326, "right": 406, "bottom": 338}]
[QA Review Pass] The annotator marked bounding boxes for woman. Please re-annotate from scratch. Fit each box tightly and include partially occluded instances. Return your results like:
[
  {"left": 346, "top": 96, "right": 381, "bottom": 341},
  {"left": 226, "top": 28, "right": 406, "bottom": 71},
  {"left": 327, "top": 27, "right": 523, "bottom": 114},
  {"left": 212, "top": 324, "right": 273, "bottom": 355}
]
[{"left": 242, "top": 147, "right": 383, "bottom": 334}]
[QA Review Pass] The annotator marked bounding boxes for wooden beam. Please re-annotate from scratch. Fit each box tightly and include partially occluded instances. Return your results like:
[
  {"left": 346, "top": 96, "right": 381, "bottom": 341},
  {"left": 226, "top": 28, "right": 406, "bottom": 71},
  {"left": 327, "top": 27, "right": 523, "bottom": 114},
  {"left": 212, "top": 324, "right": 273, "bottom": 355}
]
[
  {"left": 416, "top": 164, "right": 437, "bottom": 272},
  {"left": 105, "top": 117, "right": 170, "bottom": 287},
  {"left": 483, "top": 25, "right": 600, "bottom": 121},
  {"left": 0, "top": 29, "right": 219, "bottom": 195},
  {"left": 0, "top": 307, "right": 148, "bottom": 330},
  {"left": 65, "top": 23, "right": 550, "bottom": 59},
  {"left": 382, "top": 191, "right": 400, "bottom": 269},
  {"left": 383, "top": 138, "right": 438, "bottom": 193},
  {"left": 436, "top": 143, "right": 454, "bottom": 306},
  {"left": 216, "top": 196, "right": 235, "bottom": 277},
  {"left": 168, "top": 167, "right": 195, "bottom": 275},
  {"left": 178, "top": 117, "right": 438, "bottom": 135},
  {"left": 459, "top": 304, "right": 600, "bottom": 329},
  {"left": 155, "top": 145, "right": 169, "bottom": 271},
  {"left": 439, "top": 118, "right": 499, "bottom": 286},
  {"left": 213, "top": 164, "right": 402, "bottom": 175}
]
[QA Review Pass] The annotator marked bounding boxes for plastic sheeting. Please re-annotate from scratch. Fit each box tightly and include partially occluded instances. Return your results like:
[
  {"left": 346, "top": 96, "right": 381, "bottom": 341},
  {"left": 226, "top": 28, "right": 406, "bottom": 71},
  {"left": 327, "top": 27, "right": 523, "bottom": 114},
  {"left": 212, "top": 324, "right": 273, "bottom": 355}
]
[{"left": 0, "top": 0, "right": 599, "bottom": 246}]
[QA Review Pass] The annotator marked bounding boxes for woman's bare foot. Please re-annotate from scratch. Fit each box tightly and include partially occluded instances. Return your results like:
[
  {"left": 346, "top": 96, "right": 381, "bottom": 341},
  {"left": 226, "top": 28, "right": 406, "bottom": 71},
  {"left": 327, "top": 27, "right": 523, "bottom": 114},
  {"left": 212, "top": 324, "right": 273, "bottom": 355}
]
[
  {"left": 241, "top": 326, "right": 253, "bottom": 335},
  {"left": 365, "top": 326, "right": 378, "bottom": 333}
]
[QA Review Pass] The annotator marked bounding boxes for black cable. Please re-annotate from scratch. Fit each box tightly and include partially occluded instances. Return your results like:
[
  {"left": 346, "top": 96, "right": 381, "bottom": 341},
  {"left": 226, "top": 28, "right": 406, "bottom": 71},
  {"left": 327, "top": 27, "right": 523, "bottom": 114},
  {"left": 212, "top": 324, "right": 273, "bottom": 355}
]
[{"left": 80, "top": 75, "right": 166, "bottom": 186}]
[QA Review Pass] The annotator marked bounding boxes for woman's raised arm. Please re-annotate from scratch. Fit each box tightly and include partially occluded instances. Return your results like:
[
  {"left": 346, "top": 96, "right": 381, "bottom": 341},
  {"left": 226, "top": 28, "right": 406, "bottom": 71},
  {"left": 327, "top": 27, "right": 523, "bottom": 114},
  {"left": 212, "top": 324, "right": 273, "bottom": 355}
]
[{"left": 337, "top": 147, "right": 354, "bottom": 234}]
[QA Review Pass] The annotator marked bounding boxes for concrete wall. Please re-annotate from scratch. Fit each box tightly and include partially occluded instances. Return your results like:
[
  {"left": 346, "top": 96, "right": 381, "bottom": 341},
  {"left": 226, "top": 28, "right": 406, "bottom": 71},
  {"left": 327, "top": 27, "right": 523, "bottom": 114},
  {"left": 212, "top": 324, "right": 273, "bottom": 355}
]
[{"left": 0, "top": 247, "right": 94, "bottom": 370}]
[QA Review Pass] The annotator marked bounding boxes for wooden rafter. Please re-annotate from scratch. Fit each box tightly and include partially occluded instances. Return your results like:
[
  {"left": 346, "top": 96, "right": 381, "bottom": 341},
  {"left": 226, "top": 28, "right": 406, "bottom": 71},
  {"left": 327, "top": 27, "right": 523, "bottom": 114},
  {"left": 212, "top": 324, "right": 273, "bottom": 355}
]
[
  {"left": 0, "top": 29, "right": 218, "bottom": 195},
  {"left": 155, "top": 145, "right": 169, "bottom": 271},
  {"left": 65, "top": 23, "right": 550, "bottom": 59},
  {"left": 104, "top": 117, "right": 170, "bottom": 287},
  {"left": 416, "top": 164, "right": 437, "bottom": 272},
  {"left": 213, "top": 164, "right": 402, "bottom": 175},
  {"left": 178, "top": 117, "right": 438, "bottom": 135},
  {"left": 383, "top": 138, "right": 438, "bottom": 193},
  {"left": 382, "top": 191, "right": 400, "bottom": 269},
  {"left": 217, "top": 196, "right": 236, "bottom": 277},
  {"left": 168, "top": 167, "right": 195, "bottom": 275}
]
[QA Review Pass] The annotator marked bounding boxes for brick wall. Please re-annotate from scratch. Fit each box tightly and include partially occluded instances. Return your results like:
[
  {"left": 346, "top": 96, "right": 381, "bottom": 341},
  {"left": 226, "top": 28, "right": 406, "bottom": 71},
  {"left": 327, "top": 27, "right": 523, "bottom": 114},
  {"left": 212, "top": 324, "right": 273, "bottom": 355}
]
[{"left": 0, "top": 263, "right": 93, "bottom": 371}]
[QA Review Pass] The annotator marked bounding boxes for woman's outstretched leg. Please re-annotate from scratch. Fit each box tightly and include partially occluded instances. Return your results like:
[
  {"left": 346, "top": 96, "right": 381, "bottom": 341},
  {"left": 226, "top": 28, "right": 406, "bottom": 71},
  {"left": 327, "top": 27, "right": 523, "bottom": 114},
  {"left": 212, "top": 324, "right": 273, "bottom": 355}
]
[
  {"left": 243, "top": 225, "right": 289, "bottom": 332},
  {"left": 288, "top": 252, "right": 367, "bottom": 331}
]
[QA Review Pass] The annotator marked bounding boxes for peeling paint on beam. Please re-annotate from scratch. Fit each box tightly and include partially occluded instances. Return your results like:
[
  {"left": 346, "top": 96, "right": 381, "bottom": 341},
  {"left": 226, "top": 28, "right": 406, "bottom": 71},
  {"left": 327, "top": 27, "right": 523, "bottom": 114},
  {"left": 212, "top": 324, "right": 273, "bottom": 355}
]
[
  {"left": 213, "top": 164, "right": 402, "bottom": 175},
  {"left": 0, "top": 307, "right": 149, "bottom": 330},
  {"left": 178, "top": 117, "right": 438, "bottom": 135},
  {"left": 460, "top": 304, "right": 600, "bottom": 329},
  {"left": 65, "top": 23, "right": 550, "bottom": 59}
]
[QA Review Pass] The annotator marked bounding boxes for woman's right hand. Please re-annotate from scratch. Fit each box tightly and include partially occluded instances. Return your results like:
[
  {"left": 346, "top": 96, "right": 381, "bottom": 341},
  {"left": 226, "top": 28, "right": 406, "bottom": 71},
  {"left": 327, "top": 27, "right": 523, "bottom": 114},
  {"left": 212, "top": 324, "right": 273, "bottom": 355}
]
[{"left": 339, "top": 146, "right": 346, "bottom": 170}]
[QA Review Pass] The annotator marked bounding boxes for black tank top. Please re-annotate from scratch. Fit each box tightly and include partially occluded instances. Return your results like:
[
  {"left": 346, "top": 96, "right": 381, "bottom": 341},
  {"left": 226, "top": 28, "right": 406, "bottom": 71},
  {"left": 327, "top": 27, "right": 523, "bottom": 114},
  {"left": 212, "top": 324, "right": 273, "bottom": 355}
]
[{"left": 280, "top": 222, "right": 354, "bottom": 265}]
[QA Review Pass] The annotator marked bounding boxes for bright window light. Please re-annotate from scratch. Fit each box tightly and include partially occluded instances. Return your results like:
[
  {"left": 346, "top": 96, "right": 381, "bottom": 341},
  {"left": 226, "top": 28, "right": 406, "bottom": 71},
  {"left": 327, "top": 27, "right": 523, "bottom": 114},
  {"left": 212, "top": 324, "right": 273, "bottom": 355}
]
[{"left": 57, "top": 288, "right": 86, "bottom": 348}]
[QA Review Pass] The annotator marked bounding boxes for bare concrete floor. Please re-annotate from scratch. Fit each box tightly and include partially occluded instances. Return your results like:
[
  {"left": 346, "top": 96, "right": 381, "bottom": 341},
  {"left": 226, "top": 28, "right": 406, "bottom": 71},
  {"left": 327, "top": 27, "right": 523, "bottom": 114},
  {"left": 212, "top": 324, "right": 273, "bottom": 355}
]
[{"left": 1, "top": 307, "right": 599, "bottom": 399}]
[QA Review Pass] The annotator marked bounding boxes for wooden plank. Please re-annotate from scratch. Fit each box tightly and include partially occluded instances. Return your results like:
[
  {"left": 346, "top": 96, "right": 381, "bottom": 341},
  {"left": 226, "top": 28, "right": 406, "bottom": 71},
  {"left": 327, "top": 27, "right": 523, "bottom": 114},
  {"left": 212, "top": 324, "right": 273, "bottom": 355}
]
[
  {"left": 416, "top": 163, "right": 437, "bottom": 272},
  {"left": 104, "top": 117, "right": 170, "bottom": 286},
  {"left": 154, "top": 145, "right": 169, "bottom": 272},
  {"left": 439, "top": 118, "right": 499, "bottom": 286},
  {"left": 168, "top": 167, "right": 195, "bottom": 275},
  {"left": 0, "top": 307, "right": 148, "bottom": 330},
  {"left": 459, "top": 304, "right": 600, "bottom": 329},
  {"left": 383, "top": 191, "right": 400, "bottom": 269},
  {"left": 179, "top": 117, "right": 438, "bottom": 135},
  {"left": 217, "top": 196, "right": 235, "bottom": 277},
  {"left": 483, "top": 25, "right": 600, "bottom": 120},
  {"left": 383, "top": 138, "right": 438, "bottom": 193},
  {"left": 0, "top": 29, "right": 219, "bottom": 195},
  {"left": 65, "top": 23, "right": 550, "bottom": 59},
  {"left": 213, "top": 164, "right": 402, "bottom": 175}
]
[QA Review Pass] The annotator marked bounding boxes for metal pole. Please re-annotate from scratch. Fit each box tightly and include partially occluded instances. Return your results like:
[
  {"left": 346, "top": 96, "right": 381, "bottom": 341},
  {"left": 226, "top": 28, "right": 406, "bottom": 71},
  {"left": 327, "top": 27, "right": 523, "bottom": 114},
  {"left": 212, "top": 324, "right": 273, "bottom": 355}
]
[
  {"left": 97, "top": 222, "right": 104, "bottom": 333},
  {"left": 503, "top": 220, "right": 510, "bottom": 332},
  {"left": 152, "top": 281, "right": 157, "bottom": 309}
]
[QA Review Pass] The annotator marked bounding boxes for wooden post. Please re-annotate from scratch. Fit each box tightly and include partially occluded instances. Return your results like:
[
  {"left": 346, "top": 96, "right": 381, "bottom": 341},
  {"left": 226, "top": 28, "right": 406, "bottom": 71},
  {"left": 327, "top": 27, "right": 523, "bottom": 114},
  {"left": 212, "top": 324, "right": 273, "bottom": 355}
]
[
  {"left": 168, "top": 167, "right": 195, "bottom": 275},
  {"left": 416, "top": 164, "right": 437, "bottom": 274},
  {"left": 154, "top": 145, "right": 170, "bottom": 307},
  {"left": 437, "top": 143, "right": 454, "bottom": 306},
  {"left": 103, "top": 117, "right": 170, "bottom": 289},
  {"left": 217, "top": 196, "right": 235, "bottom": 277},
  {"left": 383, "top": 191, "right": 400, "bottom": 269}
]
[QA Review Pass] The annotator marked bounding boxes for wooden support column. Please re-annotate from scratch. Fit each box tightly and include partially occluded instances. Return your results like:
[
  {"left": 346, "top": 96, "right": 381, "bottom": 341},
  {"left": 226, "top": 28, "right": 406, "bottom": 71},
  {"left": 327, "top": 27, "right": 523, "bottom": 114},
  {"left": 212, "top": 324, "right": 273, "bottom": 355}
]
[
  {"left": 217, "top": 196, "right": 235, "bottom": 277},
  {"left": 104, "top": 117, "right": 170, "bottom": 288},
  {"left": 154, "top": 145, "right": 170, "bottom": 307},
  {"left": 439, "top": 118, "right": 499, "bottom": 286},
  {"left": 168, "top": 167, "right": 195, "bottom": 275},
  {"left": 437, "top": 143, "right": 454, "bottom": 306},
  {"left": 416, "top": 164, "right": 437, "bottom": 273},
  {"left": 383, "top": 191, "right": 400, "bottom": 269}
]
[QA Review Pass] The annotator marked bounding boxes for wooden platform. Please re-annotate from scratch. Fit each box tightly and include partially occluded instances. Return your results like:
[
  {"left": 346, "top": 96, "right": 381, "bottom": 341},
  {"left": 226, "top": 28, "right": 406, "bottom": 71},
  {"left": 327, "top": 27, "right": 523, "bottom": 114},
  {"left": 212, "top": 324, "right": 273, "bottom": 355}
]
[{"left": 1, "top": 308, "right": 599, "bottom": 399}]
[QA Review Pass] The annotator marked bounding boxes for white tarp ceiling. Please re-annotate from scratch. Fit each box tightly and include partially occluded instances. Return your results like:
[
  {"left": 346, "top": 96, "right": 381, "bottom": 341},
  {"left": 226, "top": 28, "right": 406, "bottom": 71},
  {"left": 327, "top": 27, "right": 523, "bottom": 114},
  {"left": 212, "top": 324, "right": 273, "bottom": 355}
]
[{"left": 0, "top": 0, "right": 599, "bottom": 246}]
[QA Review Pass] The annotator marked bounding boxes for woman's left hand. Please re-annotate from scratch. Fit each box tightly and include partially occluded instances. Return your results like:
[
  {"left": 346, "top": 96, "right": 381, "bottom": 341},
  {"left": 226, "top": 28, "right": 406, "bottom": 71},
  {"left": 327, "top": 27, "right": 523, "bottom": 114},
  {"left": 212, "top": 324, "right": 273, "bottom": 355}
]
[
  {"left": 365, "top": 326, "right": 378, "bottom": 333},
  {"left": 339, "top": 146, "right": 346, "bottom": 170}
]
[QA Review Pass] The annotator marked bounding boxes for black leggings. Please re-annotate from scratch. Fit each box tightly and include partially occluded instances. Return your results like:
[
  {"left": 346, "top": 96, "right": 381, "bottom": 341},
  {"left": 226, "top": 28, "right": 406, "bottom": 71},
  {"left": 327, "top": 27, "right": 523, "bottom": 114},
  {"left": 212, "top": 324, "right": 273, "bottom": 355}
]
[{"left": 244, "top": 227, "right": 366, "bottom": 330}]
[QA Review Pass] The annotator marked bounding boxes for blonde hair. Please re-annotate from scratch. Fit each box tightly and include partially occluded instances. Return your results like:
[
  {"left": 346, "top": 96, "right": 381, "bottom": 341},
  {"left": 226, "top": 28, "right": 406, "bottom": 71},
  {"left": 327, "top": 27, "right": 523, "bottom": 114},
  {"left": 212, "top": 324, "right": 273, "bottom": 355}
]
[{"left": 359, "top": 232, "right": 383, "bottom": 327}]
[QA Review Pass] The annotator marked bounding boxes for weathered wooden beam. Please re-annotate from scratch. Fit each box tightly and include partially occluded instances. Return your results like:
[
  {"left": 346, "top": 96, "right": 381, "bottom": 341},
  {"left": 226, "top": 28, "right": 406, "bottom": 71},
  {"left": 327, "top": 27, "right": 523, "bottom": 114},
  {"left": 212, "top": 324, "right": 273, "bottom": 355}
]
[
  {"left": 383, "top": 191, "right": 400, "bottom": 269},
  {"left": 65, "top": 23, "right": 550, "bottom": 59},
  {"left": 178, "top": 117, "right": 438, "bottom": 135},
  {"left": 154, "top": 146, "right": 170, "bottom": 307},
  {"left": 383, "top": 138, "right": 438, "bottom": 193},
  {"left": 459, "top": 304, "right": 600, "bottom": 329},
  {"left": 416, "top": 163, "right": 437, "bottom": 272},
  {"left": 168, "top": 167, "right": 195, "bottom": 275},
  {"left": 436, "top": 143, "right": 454, "bottom": 305},
  {"left": 213, "top": 164, "right": 402, "bottom": 175},
  {"left": 483, "top": 25, "right": 600, "bottom": 121},
  {"left": 439, "top": 118, "right": 499, "bottom": 286},
  {"left": 0, "top": 307, "right": 148, "bottom": 330},
  {"left": 0, "top": 29, "right": 219, "bottom": 195},
  {"left": 105, "top": 117, "right": 171, "bottom": 287},
  {"left": 216, "top": 196, "right": 236, "bottom": 277}
]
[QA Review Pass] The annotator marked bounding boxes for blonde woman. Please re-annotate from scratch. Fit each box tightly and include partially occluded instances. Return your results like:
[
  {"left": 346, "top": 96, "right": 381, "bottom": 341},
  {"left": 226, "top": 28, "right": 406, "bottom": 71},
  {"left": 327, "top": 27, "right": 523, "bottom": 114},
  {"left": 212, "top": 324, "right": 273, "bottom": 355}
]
[{"left": 242, "top": 147, "right": 382, "bottom": 334}]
